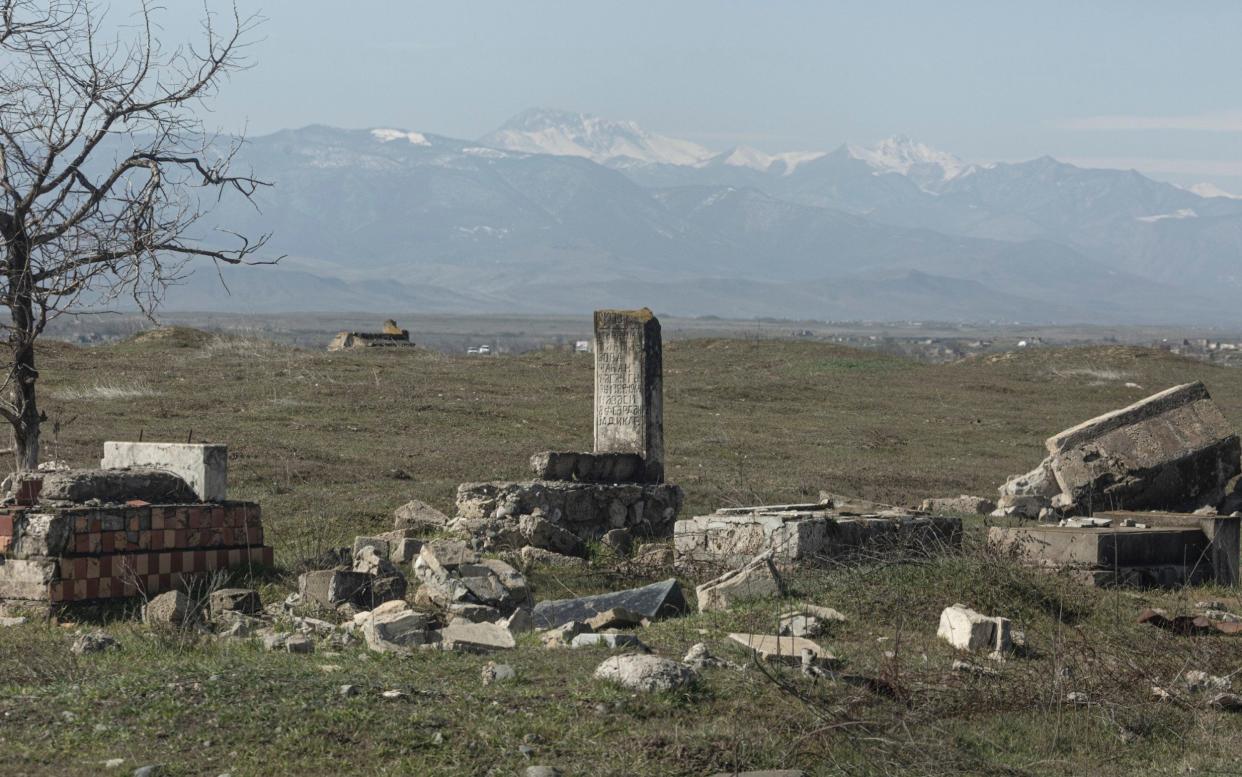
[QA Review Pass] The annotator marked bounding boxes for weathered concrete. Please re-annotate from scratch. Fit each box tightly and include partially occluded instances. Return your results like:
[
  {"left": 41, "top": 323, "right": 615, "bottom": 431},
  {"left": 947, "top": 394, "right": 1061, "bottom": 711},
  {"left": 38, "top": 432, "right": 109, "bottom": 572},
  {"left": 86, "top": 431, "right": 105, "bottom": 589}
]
[
  {"left": 675, "top": 503, "right": 961, "bottom": 573},
  {"left": 1046, "top": 382, "right": 1240, "bottom": 513},
  {"left": 529, "top": 451, "right": 646, "bottom": 483},
  {"left": 593, "top": 309, "right": 663, "bottom": 482},
  {"left": 532, "top": 578, "right": 687, "bottom": 630},
  {"left": 101, "top": 442, "right": 228, "bottom": 502},
  {"left": 452, "top": 480, "right": 683, "bottom": 554},
  {"left": 39, "top": 468, "right": 198, "bottom": 505},
  {"left": 921, "top": 495, "right": 997, "bottom": 515}
]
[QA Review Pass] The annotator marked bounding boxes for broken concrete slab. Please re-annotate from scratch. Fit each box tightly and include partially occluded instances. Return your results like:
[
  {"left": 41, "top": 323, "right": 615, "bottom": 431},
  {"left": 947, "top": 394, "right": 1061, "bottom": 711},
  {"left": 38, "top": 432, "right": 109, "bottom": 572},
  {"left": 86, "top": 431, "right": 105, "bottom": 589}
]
[
  {"left": 696, "top": 552, "right": 783, "bottom": 612},
  {"left": 727, "top": 633, "right": 835, "bottom": 667},
  {"left": 937, "top": 604, "right": 1011, "bottom": 653},
  {"left": 531, "top": 578, "right": 687, "bottom": 630}
]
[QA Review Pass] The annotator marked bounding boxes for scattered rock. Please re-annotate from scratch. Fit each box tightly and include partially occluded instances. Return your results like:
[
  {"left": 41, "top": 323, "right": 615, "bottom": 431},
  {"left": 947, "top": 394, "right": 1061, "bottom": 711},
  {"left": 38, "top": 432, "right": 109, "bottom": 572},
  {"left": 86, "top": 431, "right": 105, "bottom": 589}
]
[
  {"left": 339, "top": 684, "right": 359, "bottom": 698},
  {"left": 937, "top": 604, "right": 1011, "bottom": 653},
  {"left": 437, "top": 621, "right": 517, "bottom": 652},
  {"left": 143, "top": 590, "right": 195, "bottom": 630},
  {"left": 414, "top": 542, "right": 531, "bottom": 615},
  {"left": 587, "top": 607, "right": 644, "bottom": 631},
  {"left": 951, "top": 659, "right": 999, "bottom": 677},
  {"left": 525, "top": 767, "right": 563, "bottom": 777},
  {"left": 0, "top": 616, "right": 28, "bottom": 627},
  {"left": 393, "top": 499, "right": 451, "bottom": 532},
  {"left": 540, "top": 621, "right": 592, "bottom": 648},
  {"left": 778, "top": 614, "right": 824, "bottom": 639},
  {"left": 363, "top": 609, "right": 437, "bottom": 654},
  {"left": 263, "top": 632, "right": 314, "bottom": 654},
  {"left": 920, "top": 495, "right": 996, "bottom": 515},
  {"left": 481, "top": 661, "right": 517, "bottom": 685},
  {"left": 298, "top": 570, "right": 370, "bottom": 610},
  {"left": 1183, "top": 670, "right": 1231, "bottom": 693},
  {"left": 380, "top": 689, "right": 409, "bottom": 700},
  {"left": 132, "top": 765, "right": 165, "bottom": 777},
  {"left": 209, "top": 588, "right": 261, "bottom": 617},
  {"left": 214, "top": 611, "right": 265, "bottom": 639},
  {"left": 600, "top": 528, "right": 633, "bottom": 556},
  {"left": 696, "top": 552, "right": 782, "bottom": 613},
  {"left": 1066, "top": 691, "right": 1089, "bottom": 705},
  {"left": 517, "top": 545, "right": 588, "bottom": 569},
  {"left": 593, "top": 653, "right": 699, "bottom": 693},
  {"left": 71, "top": 631, "right": 120, "bottom": 655},
  {"left": 1209, "top": 693, "right": 1242, "bottom": 711}
]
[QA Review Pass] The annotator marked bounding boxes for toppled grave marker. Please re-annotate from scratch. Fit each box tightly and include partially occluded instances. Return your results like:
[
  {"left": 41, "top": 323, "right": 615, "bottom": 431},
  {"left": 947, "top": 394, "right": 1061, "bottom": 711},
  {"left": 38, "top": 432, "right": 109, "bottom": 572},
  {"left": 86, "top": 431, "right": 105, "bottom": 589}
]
[
  {"left": 696, "top": 552, "right": 783, "bottom": 612},
  {"left": 531, "top": 578, "right": 686, "bottom": 630},
  {"left": 448, "top": 308, "right": 683, "bottom": 557},
  {"left": 937, "top": 604, "right": 1012, "bottom": 654},
  {"left": 728, "top": 633, "right": 836, "bottom": 667},
  {"left": 0, "top": 442, "right": 272, "bottom": 606},
  {"left": 995, "top": 382, "right": 1240, "bottom": 517}
]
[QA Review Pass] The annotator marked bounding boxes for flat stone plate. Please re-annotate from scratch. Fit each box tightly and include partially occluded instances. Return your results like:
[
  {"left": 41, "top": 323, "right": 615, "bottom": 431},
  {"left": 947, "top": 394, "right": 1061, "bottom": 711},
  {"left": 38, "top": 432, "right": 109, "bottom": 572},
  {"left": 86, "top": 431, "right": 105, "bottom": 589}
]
[
  {"left": 728, "top": 633, "right": 835, "bottom": 666},
  {"left": 532, "top": 578, "right": 686, "bottom": 630}
]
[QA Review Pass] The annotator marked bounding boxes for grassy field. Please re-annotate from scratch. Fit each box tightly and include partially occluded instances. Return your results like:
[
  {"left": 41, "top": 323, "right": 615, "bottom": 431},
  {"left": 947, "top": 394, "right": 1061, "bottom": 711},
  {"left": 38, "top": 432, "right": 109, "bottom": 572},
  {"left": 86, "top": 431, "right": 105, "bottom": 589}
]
[{"left": 0, "top": 330, "right": 1240, "bottom": 776}]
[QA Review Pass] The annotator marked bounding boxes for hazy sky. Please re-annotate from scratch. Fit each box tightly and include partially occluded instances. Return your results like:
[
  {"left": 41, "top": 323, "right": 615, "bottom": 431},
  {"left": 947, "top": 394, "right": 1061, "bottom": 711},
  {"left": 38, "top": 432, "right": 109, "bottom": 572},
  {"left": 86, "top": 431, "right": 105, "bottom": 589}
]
[{"left": 136, "top": 1, "right": 1242, "bottom": 189}]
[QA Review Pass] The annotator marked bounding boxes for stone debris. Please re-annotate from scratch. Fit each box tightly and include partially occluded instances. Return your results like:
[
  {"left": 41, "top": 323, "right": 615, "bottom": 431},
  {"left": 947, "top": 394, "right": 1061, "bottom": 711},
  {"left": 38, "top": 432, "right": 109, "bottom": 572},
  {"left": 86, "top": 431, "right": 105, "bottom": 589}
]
[
  {"left": 586, "top": 607, "right": 645, "bottom": 631},
  {"left": 1138, "top": 608, "right": 1242, "bottom": 636},
  {"left": 951, "top": 659, "right": 999, "bottom": 677},
  {"left": 600, "top": 528, "right": 633, "bottom": 556},
  {"left": 1065, "top": 691, "right": 1089, "bottom": 705},
  {"left": 525, "top": 767, "right": 563, "bottom": 777},
  {"left": 436, "top": 621, "right": 516, "bottom": 652},
  {"left": 779, "top": 614, "right": 825, "bottom": 639},
  {"left": 143, "top": 590, "right": 196, "bottom": 630},
  {"left": 707, "top": 771, "right": 805, "bottom": 777},
  {"left": 0, "top": 616, "right": 27, "bottom": 627},
  {"left": 1058, "top": 517, "right": 1112, "bottom": 528},
  {"left": 481, "top": 661, "right": 516, "bottom": 685},
  {"left": 1209, "top": 693, "right": 1242, "bottom": 712},
  {"left": 995, "top": 382, "right": 1240, "bottom": 516},
  {"left": 413, "top": 541, "right": 531, "bottom": 615},
  {"left": 570, "top": 632, "right": 647, "bottom": 650},
  {"left": 208, "top": 588, "right": 261, "bottom": 617},
  {"left": 531, "top": 578, "right": 687, "bottom": 630},
  {"left": 937, "top": 604, "right": 1012, "bottom": 654},
  {"left": 920, "top": 495, "right": 997, "bottom": 515},
  {"left": 727, "top": 633, "right": 835, "bottom": 667},
  {"left": 262, "top": 632, "right": 314, "bottom": 653},
  {"left": 683, "top": 642, "right": 743, "bottom": 671},
  {"left": 593, "top": 653, "right": 698, "bottom": 692},
  {"left": 696, "top": 552, "right": 783, "bottom": 613},
  {"left": 392, "top": 499, "right": 450, "bottom": 533},
  {"left": 516, "top": 545, "right": 588, "bottom": 570},
  {"left": 298, "top": 570, "right": 371, "bottom": 610},
  {"left": 363, "top": 607, "right": 437, "bottom": 654},
  {"left": 39, "top": 467, "right": 197, "bottom": 505},
  {"left": 539, "top": 621, "right": 593, "bottom": 648},
  {"left": 1183, "top": 670, "right": 1231, "bottom": 693},
  {"left": 71, "top": 631, "right": 120, "bottom": 654}
]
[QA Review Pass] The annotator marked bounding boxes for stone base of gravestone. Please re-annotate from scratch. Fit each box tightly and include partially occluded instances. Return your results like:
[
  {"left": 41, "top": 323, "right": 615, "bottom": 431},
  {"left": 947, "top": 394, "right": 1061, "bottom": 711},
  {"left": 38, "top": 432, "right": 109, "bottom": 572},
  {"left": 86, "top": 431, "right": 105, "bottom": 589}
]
[
  {"left": 673, "top": 504, "right": 962, "bottom": 577},
  {"left": 448, "top": 480, "right": 684, "bottom": 556}
]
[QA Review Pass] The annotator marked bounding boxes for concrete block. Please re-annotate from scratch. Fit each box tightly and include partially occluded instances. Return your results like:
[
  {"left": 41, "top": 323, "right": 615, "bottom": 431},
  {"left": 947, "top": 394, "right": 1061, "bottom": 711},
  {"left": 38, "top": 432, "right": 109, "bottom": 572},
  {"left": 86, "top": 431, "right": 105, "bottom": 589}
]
[{"left": 102, "top": 442, "right": 227, "bottom": 502}]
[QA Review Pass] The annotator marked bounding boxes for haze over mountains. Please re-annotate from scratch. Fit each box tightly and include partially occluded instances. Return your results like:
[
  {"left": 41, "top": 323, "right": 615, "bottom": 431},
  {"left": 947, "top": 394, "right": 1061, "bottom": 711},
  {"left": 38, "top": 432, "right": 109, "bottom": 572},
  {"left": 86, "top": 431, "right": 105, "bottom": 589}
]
[{"left": 175, "top": 108, "right": 1242, "bottom": 325}]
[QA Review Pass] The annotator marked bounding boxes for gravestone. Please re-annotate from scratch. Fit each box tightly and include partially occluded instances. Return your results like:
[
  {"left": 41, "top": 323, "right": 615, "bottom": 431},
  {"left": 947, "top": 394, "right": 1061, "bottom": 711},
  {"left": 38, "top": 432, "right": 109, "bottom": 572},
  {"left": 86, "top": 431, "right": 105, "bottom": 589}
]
[{"left": 593, "top": 308, "right": 663, "bottom": 482}]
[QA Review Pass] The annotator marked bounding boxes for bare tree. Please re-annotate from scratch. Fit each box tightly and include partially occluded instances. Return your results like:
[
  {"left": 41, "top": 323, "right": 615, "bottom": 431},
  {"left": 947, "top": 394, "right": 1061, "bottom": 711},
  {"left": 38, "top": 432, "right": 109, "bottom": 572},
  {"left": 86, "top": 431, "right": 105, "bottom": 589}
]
[{"left": 0, "top": 0, "right": 270, "bottom": 469}]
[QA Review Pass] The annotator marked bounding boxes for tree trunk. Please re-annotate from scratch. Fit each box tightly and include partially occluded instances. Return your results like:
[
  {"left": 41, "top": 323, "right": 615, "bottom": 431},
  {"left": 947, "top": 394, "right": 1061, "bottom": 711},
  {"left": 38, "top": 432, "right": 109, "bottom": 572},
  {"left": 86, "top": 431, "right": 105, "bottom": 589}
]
[{"left": 1, "top": 212, "right": 40, "bottom": 471}]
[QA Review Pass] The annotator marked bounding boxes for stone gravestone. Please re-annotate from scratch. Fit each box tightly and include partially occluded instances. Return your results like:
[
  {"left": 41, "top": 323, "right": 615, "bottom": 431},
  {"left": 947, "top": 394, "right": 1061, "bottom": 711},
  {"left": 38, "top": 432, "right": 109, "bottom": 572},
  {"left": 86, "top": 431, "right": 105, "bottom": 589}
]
[{"left": 593, "top": 308, "right": 663, "bottom": 482}]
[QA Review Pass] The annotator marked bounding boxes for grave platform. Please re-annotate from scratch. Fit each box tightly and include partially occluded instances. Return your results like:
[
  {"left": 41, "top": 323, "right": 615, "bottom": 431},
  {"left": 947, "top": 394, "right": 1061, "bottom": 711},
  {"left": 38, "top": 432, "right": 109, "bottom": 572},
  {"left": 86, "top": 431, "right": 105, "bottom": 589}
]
[
  {"left": 0, "top": 501, "right": 272, "bottom": 604},
  {"left": 674, "top": 499, "right": 962, "bottom": 574},
  {"left": 987, "top": 510, "right": 1239, "bottom": 587}
]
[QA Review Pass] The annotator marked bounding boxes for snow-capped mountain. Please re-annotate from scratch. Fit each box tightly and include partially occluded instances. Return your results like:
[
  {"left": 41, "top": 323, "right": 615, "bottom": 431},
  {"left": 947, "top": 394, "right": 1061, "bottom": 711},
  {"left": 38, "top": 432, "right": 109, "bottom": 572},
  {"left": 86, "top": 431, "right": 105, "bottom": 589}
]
[
  {"left": 1187, "top": 182, "right": 1242, "bottom": 200},
  {"left": 479, "top": 107, "right": 713, "bottom": 167},
  {"left": 699, "top": 145, "right": 827, "bottom": 175},
  {"left": 846, "top": 134, "right": 970, "bottom": 192}
]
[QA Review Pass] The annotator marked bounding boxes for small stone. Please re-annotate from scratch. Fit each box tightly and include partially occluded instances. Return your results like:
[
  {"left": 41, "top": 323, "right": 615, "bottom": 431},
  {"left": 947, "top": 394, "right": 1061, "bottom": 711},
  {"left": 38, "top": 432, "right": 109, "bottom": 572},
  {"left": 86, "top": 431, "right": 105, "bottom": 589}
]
[
  {"left": 937, "top": 604, "right": 1011, "bottom": 653},
  {"left": 208, "top": 588, "right": 261, "bottom": 617},
  {"left": 0, "top": 616, "right": 28, "bottom": 627},
  {"left": 103, "top": 758, "right": 125, "bottom": 769},
  {"left": 437, "top": 621, "right": 517, "bottom": 652},
  {"left": 1209, "top": 693, "right": 1242, "bottom": 711},
  {"left": 381, "top": 689, "right": 409, "bottom": 700},
  {"left": 481, "top": 661, "right": 517, "bottom": 685},
  {"left": 525, "top": 767, "right": 562, "bottom": 777},
  {"left": 339, "top": 684, "right": 359, "bottom": 697},
  {"left": 1066, "top": 691, "right": 1089, "bottom": 705},
  {"left": 593, "top": 653, "right": 699, "bottom": 692},
  {"left": 586, "top": 607, "right": 644, "bottom": 631},
  {"left": 600, "top": 528, "right": 633, "bottom": 556},
  {"left": 570, "top": 632, "right": 647, "bottom": 650},
  {"left": 540, "top": 621, "right": 592, "bottom": 648},
  {"left": 952, "top": 659, "right": 999, "bottom": 677},
  {"left": 71, "top": 631, "right": 120, "bottom": 654},
  {"left": 778, "top": 614, "right": 823, "bottom": 639},
  {"left": 132, "top": 766, "right": 165, "bottom": 777},
  {"left": 143, "top": 591, "right": 195, "bottom": 629}
]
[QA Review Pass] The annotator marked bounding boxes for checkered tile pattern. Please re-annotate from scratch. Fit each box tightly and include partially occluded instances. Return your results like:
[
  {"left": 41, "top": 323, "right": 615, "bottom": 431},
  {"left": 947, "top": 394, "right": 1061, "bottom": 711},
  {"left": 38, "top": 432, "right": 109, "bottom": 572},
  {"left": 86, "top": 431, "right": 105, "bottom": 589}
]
[{"left": 0, "top": 502, "right": 273, "bottom": 603}]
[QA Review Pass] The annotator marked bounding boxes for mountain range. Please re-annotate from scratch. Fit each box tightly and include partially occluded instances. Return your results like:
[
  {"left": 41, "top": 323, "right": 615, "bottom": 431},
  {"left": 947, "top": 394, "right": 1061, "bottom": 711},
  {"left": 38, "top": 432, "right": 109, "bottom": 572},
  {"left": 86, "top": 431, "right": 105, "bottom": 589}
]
[{"left": 167, "top": 107, "right": 1242, "bottom": 325}]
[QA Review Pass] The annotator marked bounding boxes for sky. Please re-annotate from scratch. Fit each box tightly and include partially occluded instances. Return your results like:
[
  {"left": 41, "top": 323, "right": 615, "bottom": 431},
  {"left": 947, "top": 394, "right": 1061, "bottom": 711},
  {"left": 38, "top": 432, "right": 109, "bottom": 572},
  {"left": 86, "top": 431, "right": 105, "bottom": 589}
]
[{"left": 130, "top": 0, "right": 1242, "bottom": 190}]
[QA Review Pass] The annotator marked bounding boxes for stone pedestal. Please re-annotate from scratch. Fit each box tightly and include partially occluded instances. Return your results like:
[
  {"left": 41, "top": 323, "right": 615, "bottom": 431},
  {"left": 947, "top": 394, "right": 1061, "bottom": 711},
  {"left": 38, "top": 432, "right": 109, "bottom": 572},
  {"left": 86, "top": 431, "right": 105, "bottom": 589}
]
[
  {"left": 102, "top": 442, "right": 228, "bottom": 502},
  {"left": 593, "top": 309, "right": 663, "bottom": 482}
]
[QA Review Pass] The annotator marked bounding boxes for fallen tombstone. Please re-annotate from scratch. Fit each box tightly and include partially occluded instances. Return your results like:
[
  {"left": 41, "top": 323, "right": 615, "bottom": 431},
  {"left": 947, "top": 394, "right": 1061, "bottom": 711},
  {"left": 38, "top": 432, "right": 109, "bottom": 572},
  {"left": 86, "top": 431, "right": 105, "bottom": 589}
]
[
  {"left": 995, "top": 382, "right": 1240, "bottom": 516},
  {"left": 727, "top": 633, "right": 836, "bottom": 667},
  {"left": 937, "top": 604, "right": 1012, "bottom": 653},
  {"left": 392, "top": 499, "right": 450, "bottom": 533},
  {"left": 413, "top": 541, "right": 531, "bottom": 615},
  {"left": 531, "top": 578, "right": 687, "bottom": 630},
  {"left": 696, "top": 552, "right": 783, "bottom": 612},
  {"left": 593, "top": 653, "right": 698, "bottom": 692},
  {"left": 517, "top": 545, "right": 588, "bottom": 569},
  {"left": 675, "top": 500, "right": 961, "bottom": 574}
]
